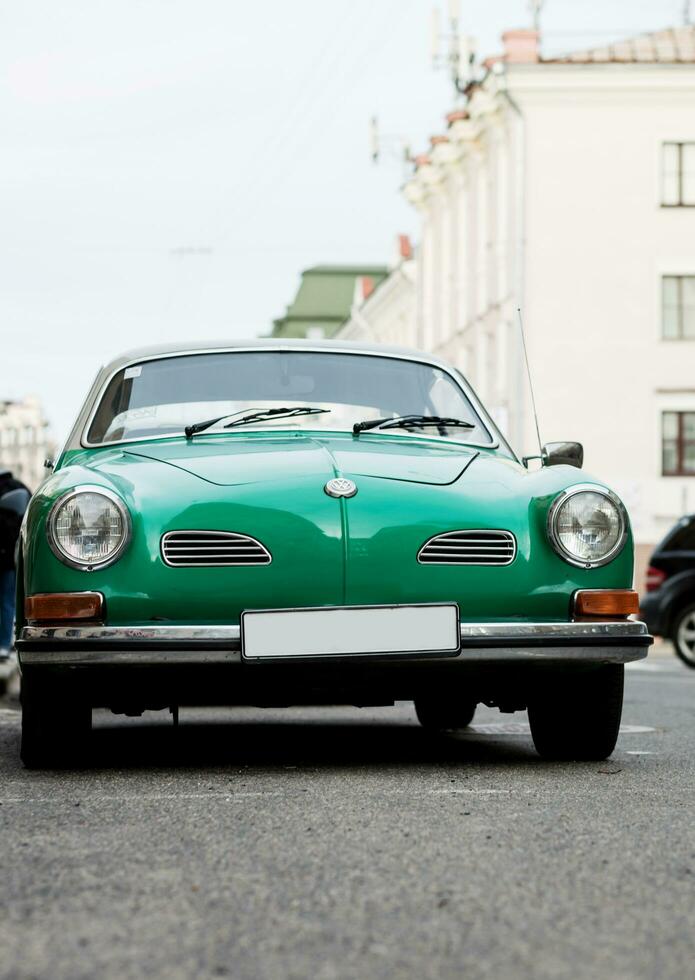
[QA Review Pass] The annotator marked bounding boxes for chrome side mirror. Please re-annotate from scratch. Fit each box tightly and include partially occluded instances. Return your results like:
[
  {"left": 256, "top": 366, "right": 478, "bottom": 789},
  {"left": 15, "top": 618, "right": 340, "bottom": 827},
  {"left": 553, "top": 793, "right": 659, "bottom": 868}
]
[{"left": 543, "top": 442, "right": 583, "bottom": 468}]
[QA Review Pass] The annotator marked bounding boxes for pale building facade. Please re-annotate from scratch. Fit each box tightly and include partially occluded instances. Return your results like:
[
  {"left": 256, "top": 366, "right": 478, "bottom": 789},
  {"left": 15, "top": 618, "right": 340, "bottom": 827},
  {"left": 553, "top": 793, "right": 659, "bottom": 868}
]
[
  {"left": 342, "top": 26, "right": 695, "bottom": 580},
  {"left": 339, "top": 259, "right": 417, "bottom": 347},
  {"left": 340, "top": 235, "right": 417, "bottom": 346},
  {"left": 0, "top": 396, "right": 51, "bottom": 490}
]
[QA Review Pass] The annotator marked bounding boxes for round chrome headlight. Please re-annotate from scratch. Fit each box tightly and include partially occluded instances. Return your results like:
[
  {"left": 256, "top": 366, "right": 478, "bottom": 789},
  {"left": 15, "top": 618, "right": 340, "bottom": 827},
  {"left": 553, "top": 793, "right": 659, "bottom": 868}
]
[
  {"left": 47, "top": 486, "right": 131, "bottom": 570},
  {"left": 547, "top": 485, "right": 627, "bottom": 568}
]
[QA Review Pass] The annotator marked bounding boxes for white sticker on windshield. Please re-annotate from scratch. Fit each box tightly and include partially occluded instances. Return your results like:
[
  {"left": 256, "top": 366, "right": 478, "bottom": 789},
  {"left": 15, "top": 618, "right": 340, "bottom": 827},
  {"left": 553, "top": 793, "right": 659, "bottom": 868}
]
[{"left": 124, "top": 365, "right": 142, "bottom": 379}]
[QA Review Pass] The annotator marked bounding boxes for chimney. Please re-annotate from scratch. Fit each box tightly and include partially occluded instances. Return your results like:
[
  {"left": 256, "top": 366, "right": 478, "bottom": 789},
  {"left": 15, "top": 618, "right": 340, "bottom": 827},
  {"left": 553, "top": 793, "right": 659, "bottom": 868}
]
[
  {"left": 398, "top": 234, "right": 413, "bottom": 261},
  {"left": 361, "top": 276, "right": 375, "bottom": 301},
  {"left": 446, "top": 109, "right": 468, "bottom": 126},
  {"left": 502, "top": 29, "right": 540, "bottom": 63}
]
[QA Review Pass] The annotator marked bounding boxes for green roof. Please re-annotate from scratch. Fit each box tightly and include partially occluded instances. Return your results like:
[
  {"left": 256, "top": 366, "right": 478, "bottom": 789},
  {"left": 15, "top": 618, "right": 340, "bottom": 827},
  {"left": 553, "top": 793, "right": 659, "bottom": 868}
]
[{"left": 272, "top": 265, "right": 388, "bottom": 339}]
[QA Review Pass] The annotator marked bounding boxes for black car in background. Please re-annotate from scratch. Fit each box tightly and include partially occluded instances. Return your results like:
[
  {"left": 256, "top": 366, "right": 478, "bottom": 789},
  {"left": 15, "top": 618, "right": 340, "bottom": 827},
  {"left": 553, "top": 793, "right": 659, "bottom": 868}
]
[{"left": 641, "top": 515, "right": 695, "bottom": 667}]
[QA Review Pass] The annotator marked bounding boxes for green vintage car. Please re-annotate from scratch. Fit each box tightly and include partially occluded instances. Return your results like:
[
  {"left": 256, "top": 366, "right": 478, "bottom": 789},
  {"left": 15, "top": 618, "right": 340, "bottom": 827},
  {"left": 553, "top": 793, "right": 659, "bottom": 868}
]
[{"left": 17, "top": 340, "right": 651, "bottom": 766}]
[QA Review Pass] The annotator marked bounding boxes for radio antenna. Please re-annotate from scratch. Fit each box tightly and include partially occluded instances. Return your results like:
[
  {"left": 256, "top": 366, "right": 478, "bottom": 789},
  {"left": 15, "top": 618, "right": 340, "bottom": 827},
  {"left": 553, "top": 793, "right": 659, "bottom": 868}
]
[{"left": 517, "top": 307, "right": 543, "bottom": 457}]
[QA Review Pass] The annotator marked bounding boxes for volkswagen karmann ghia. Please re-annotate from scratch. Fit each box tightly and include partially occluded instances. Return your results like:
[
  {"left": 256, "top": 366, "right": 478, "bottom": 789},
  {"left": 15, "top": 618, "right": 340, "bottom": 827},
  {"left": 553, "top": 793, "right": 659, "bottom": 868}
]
[{"left": 16, "top": 340, "right": 651, "bottom": 766}]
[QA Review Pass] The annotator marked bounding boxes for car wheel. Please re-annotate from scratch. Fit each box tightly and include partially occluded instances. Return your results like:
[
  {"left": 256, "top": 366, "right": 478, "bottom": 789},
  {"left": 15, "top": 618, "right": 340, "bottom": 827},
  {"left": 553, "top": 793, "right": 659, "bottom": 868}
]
[
  {"left": 528, "top": 665, "right": 624, "bottom": 761},
  {"left": 20, "top": 677, "right": 92, "bottom": 769},
  {"left": 671, "top": 604, "right": 695, "bottom": 669},
  {"left": 414, "top": 696, "right": 476, "bottom": 730}
]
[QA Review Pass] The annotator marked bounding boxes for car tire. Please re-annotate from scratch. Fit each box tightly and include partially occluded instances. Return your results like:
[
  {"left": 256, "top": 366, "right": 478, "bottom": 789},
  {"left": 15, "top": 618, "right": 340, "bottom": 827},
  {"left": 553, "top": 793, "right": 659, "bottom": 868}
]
[
  {"left": 20, "top": 677, "right": 92, "bottom": 769},
  {"left": 670, "top": 603, "right": 695, "bottom": 669},
  {"left": 528, "top": 665, "right": 624, "bottom": 761},
  {"left": 414, "top": 696, "right": 476, "bottom": 730}
]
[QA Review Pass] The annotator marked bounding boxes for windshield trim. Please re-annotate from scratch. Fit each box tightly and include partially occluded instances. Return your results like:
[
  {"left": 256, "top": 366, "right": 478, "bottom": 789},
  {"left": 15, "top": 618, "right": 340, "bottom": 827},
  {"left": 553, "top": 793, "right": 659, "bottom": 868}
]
[
  {"left": 85, "top": 426, "right": 499, "bottom": 451},
  {"left": 78, "top": 346, "right": 506, "bottom": 453}
]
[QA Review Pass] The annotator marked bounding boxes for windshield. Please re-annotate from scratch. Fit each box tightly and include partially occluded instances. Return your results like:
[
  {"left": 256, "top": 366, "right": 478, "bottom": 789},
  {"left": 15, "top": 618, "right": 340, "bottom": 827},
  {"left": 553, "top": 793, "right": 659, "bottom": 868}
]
[{"left": 86, "top": 351, "right": 493, "bottom": 446}]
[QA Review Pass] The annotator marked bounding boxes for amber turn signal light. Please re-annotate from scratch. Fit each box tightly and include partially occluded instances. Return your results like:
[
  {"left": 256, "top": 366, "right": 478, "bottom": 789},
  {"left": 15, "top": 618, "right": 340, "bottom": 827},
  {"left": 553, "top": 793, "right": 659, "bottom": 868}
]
[
  {"left": 25, "top": 592, "right": 104, "bottom": 624},
  {"left": 573, "top": 589, "right": 639, "bottom": 619}
]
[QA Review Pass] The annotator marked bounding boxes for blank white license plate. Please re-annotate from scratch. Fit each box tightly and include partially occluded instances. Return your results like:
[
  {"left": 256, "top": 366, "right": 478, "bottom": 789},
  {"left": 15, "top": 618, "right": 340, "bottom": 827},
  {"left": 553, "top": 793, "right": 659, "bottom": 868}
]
[{"left": 241, "top": 604, "right": 460, "bottom": 660}]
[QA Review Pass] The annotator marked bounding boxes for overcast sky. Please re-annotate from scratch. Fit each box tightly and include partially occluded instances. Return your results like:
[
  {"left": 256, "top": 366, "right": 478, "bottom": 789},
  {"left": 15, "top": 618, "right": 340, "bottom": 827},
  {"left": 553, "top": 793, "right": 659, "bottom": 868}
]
[{"left": 0, "top": 0, "right": 683, "bottom": 439}]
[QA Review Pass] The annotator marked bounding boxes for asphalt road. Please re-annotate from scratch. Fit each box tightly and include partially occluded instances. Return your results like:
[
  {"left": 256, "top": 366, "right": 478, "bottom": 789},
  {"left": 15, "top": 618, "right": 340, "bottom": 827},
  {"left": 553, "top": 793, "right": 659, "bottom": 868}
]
[{"left": 1, "top": 648, "right": 694, "bottom": 980}]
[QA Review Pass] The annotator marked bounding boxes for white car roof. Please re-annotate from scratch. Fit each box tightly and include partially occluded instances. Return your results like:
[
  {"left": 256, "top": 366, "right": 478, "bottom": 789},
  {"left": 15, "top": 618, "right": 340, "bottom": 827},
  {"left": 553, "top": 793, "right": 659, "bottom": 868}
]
[{"left": 102, "top": 337, "right": 434, "bottom": 376}]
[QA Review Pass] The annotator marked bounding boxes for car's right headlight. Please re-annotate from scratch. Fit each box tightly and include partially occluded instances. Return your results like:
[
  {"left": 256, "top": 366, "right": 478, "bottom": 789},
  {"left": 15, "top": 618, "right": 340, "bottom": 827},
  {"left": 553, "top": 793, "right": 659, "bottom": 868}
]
[
  {"left": 47, "top": 486, "right": 131, "bottom": 570},
  {"left": 547, "top": 485, "right": 627, "bottom": 569}
]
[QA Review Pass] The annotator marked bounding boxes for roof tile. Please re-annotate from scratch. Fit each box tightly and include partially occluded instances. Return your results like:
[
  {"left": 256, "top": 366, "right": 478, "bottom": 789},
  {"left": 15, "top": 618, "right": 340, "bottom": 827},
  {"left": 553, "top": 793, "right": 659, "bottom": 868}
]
[{"left": 544, "top": 24, "right": 695, "bottom": 64}]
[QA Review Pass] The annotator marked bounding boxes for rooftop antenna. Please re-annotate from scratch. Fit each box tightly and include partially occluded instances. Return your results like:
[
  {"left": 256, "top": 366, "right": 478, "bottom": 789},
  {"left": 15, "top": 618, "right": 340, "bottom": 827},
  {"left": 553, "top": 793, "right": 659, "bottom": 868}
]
[
  {"left": 369, "top": 115, "right": 379, "bottom": 163},
  {"left": 431, "top": 2, "right": 476, "bottom": 95},
  {"left": 446, "top": 0, "right": 462, "bottom": 90},
  {"left": 368, "top": 116, "right": 412, "bottom": 179},
  {"left": 517, "top": 308, "right": 544, "bottom": 462},
  {"left": 529, "top": 0, "right": 545, "bottom": 32}
]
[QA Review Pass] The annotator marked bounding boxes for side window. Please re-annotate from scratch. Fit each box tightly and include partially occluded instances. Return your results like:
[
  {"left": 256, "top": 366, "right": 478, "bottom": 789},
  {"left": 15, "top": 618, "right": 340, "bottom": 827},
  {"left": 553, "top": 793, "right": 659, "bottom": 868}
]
[
  {"left": 662, "top": 276, "right": 695, "bottom": 339},
  {"left": 662, "top": 143, "right": 695, "bottom": 206}
]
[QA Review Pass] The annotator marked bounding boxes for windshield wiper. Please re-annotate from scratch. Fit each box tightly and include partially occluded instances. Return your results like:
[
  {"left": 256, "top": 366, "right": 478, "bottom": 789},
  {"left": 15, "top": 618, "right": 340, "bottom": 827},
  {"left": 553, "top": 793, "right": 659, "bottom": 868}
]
[
  {"left": 185, "top": 406, "right": 329, "bottom": 439},
  {"left": 353, "top": 414, "right": 475, "bottom": 435}
]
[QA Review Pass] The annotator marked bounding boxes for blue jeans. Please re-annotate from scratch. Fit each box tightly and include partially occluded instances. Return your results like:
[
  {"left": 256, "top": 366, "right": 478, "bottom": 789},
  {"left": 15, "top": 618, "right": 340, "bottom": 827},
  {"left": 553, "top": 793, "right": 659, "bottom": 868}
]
[{"left": 0, "top": 569, "right": 15, "bottom": 650}]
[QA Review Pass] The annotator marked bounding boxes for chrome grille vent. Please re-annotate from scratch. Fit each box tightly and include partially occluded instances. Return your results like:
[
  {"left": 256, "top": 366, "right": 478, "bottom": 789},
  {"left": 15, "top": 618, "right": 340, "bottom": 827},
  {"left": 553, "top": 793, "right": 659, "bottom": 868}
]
[
  {"left": 417, "top": 530, "right": 516, "bottom": 566},
  {"left": 161, "top": 531, "right": 271, "bottom": 567}
]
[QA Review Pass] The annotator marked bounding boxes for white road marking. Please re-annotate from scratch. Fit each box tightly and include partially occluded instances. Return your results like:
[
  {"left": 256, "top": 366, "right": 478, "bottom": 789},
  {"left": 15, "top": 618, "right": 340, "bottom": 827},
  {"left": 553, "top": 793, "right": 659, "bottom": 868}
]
[
  {"left": 0, "top": 791, "right": 286, "bottom": 804},
  {"left": 465, "top": 723, "right": 532, "bottom": 735},
  {"left": 3, "top": 780, "right": 675, "bottom": 805},
  {"left": 461, "top": 723, "right": 656, "bottom": 736},
  {"left": 428, "top": 788, "right": 512, "bottom": 795}
]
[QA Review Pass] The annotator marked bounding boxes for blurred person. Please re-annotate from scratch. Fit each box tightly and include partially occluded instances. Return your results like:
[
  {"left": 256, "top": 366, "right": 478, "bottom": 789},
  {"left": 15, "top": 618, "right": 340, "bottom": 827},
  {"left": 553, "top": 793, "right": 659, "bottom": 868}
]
[{"left": 0, "top": 469, "right": 30, "bottom": 660}]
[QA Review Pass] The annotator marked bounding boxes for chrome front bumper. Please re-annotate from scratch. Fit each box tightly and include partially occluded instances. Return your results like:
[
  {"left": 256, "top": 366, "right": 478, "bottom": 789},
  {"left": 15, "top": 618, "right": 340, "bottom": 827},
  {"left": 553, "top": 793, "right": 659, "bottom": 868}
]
[{"left": 17, "top": 621, "right": 651, "bottom": 666}]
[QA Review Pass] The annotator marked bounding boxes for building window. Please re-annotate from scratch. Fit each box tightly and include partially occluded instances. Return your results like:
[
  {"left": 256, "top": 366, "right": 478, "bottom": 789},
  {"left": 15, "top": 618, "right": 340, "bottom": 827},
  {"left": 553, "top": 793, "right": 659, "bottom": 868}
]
[
  {"left": 662, "top": 143, "right": 695, "bottom": 206},
  {"left": 663, "top": 411, "right": 695, "bottom": 475},
  {"left": 662, "top": 276, "right": 695, "bottom": 338}
]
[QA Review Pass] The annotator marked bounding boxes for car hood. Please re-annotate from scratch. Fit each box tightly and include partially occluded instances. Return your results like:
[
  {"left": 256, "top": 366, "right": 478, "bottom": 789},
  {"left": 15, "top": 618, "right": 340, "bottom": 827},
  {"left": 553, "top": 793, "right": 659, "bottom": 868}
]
[{"left": 123, "top": 432, "right": 480, "bottom": 487}]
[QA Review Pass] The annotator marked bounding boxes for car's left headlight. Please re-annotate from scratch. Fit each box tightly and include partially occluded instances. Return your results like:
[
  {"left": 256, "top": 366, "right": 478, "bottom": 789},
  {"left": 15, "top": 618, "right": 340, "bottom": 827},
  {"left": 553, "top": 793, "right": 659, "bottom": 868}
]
[
  {"left": 47, "top": 486, "right": 131, "bottom": 570},
  {"left": 547, "top": 485, "right": 627, "bottom": 568}
]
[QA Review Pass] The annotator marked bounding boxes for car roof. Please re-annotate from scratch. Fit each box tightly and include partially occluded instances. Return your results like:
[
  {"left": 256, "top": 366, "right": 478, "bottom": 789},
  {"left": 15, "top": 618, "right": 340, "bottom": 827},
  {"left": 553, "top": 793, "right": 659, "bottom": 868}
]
[{"left": 102, "top": 337, "right": 437, "bottom": 376}]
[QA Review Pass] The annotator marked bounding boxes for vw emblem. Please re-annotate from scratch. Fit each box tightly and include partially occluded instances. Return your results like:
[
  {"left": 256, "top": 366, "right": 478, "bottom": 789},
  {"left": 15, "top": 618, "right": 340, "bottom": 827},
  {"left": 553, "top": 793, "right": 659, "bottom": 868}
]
[{"left": 325, "top": 478, "right": 357, "bottom": 498}]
